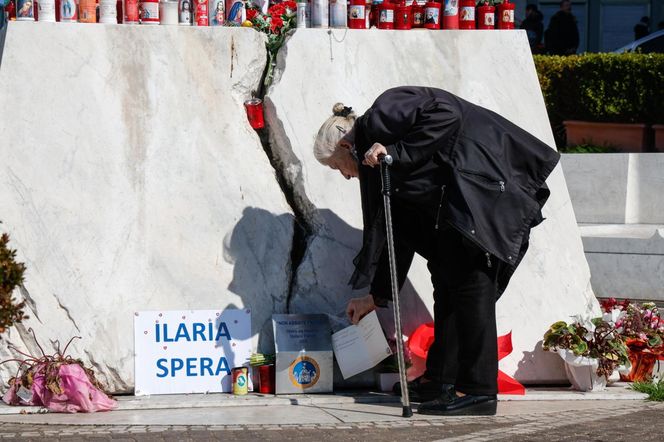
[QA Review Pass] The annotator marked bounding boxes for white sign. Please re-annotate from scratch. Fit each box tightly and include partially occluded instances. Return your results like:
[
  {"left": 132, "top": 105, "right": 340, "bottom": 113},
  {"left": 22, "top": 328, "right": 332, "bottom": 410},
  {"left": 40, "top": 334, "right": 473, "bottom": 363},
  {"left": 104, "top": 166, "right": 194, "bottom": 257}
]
[
  {"left": 331, "top": 311, "right": 392, "bottom": 379},
  {"left": 134, "top": 309, "right": 252, "bottom": 395}
]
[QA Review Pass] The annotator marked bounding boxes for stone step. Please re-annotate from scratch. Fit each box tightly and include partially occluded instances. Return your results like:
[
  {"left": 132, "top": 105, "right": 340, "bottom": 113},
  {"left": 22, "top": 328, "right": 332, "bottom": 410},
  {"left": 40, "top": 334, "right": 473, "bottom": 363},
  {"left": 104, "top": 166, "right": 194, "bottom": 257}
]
[{"left": 0, "top": 384, "right": 647, "bottom": 415}]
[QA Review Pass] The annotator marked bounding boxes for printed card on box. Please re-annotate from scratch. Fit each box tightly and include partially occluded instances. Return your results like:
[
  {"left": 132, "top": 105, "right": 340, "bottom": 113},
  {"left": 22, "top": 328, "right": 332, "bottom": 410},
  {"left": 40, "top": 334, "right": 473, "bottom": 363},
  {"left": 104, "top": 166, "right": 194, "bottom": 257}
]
[{"left": 272, "top": 314, "right": 333, "bottom": 394}]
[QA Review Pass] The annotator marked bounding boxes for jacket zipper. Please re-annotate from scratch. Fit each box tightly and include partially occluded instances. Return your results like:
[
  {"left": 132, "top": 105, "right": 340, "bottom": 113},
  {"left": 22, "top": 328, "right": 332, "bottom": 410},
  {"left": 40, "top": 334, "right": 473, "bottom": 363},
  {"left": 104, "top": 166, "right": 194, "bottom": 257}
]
[
  {"left": 434, "top": 185, "right": 446, "bottom": 230},
  {"left": 458, "top": 168, "right": 506, "bottom": 193},
  {"left": 442, "top": 218, "right": 496, "bottom": 269}
]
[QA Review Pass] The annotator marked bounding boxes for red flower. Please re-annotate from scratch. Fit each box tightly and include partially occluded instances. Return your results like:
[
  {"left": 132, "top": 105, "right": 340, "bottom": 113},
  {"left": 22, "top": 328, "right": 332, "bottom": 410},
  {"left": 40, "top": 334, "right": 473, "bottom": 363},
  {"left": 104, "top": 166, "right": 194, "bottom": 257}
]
[
  {"left": 283, "top": 0, "right": 296, "bottom": 11},
  {"left": 269, "top": 3, "right": 286, "bottom": 17},
  {"left": 246, "top": 8, "right": 258, "bottom": 21},
  {"left": 270, "top": 16, "right": 284, "bottom": 32}
]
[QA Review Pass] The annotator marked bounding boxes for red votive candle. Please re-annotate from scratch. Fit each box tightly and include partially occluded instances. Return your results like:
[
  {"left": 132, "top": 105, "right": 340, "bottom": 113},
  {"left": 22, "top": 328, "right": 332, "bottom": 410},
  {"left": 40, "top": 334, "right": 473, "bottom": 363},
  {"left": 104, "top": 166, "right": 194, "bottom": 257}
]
[
  {"left": 244, "top": 98, "right": 265, "bottom": 130},
  {"left": 258, "top": 364, "right": 275, "bottom": 394}
]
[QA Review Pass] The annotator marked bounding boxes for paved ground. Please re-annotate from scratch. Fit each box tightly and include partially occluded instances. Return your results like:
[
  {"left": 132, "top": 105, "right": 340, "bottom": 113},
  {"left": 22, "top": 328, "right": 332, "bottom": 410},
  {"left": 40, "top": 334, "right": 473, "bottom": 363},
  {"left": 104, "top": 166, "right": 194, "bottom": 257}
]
[{"left": 0, "top": 392, "right": 662, "bottom": 441}]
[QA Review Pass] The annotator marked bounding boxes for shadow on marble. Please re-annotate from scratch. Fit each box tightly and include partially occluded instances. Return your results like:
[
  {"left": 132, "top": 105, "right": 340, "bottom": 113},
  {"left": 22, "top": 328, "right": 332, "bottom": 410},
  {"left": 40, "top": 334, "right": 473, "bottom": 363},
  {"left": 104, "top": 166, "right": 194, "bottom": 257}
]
[
  {"left": 514, "top": 340, "right": 567, "bottom": 385},
  {"left": 223, "top": 206, "right": 296, "bottom": 354}
]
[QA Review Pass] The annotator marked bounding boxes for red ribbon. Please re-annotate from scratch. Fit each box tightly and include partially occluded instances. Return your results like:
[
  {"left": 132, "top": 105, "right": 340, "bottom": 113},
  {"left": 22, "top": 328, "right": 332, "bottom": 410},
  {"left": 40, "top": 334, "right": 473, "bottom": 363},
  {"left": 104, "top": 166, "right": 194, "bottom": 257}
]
[{"left": 408, "top": 323, "right": 525, "bottom": 395}]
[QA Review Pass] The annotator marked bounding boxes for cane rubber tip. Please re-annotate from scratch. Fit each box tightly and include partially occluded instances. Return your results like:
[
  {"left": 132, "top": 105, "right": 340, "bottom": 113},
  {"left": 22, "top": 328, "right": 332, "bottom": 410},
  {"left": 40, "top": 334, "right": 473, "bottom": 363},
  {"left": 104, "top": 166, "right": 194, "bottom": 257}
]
[{"left": 402, "top": 406, "right": 413, "bottom": 418}]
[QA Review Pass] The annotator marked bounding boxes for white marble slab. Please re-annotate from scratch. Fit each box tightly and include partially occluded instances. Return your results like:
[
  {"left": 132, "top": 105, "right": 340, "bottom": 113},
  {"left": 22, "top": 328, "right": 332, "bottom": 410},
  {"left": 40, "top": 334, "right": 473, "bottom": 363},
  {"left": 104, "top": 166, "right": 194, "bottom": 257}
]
[
  {"left": 561, "top": 153, "right": 664, "bottom": 224},
  {"left": 266, "top": 29, "right": 599, "bottom": 383},
  {"left": 0, "top": 22, "right": 292, "bottom": 393}
]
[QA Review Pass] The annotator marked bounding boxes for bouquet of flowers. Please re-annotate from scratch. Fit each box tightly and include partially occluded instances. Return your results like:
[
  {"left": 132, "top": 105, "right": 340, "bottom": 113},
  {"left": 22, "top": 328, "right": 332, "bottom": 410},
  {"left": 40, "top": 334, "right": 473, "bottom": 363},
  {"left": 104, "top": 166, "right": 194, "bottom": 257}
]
[
  {"left": 543, "top": 315, "right": 629, "bottom": 379},
  {"left": 2, "top": 330, "right": 117, "bottom": 413},
  {"left": 601, "top": 298, "right": 664, "bottom": 381},
  {"left": 246, "top": 1, "right": 297, "bottom": 88},
  {"left": 601, "top": 298, "right": 664, "bottom": 351}
]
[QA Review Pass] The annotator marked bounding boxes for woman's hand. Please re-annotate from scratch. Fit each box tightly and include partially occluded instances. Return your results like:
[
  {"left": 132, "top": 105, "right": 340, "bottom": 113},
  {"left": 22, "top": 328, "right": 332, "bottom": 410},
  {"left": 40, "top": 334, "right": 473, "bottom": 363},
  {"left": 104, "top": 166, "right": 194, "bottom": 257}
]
[
  {"left": 346, "top": 294, "right": 376, "bottom": 324},
  {"left": 363, "top": 143, "right": 388, "bottom": 167}
]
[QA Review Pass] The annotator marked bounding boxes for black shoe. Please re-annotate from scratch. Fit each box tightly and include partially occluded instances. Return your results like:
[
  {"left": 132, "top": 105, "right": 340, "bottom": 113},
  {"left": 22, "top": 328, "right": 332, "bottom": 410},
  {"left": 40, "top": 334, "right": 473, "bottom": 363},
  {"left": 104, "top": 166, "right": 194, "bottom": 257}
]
[
  {"left": 392, "top": 377, "right": 455, "bottom": 403},
  {"left": 418, "top": 393, "right": 497, "bottom": 416}
]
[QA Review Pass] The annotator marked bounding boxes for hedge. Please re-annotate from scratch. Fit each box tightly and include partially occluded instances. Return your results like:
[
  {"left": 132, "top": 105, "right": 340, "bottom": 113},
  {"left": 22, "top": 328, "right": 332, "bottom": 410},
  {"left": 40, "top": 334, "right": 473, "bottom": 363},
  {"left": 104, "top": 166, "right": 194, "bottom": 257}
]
[{"left": 534, "top": 53, "right": 664, "bottom": 145}]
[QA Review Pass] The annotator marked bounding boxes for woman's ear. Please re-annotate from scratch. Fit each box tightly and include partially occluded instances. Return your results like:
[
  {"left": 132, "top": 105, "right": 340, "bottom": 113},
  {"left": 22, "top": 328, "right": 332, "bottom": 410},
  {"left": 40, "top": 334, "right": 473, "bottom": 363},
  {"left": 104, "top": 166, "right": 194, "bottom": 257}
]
[{"left": 337, "top": 138, "right": 353, "bottom": 150}]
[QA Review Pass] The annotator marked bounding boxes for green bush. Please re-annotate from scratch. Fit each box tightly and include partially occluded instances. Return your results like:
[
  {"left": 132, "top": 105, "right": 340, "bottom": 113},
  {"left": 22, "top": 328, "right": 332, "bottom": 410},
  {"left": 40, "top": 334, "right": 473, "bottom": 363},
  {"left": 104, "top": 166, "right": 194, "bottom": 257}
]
[
  {"left": 0, "top": 227, "right": 27, "bottom": 336},
  {"left": 534, "top": 53, "right": 664, "bottom": 146},
  {"left": 562, "top": 143, "right": 615, "bottom": 154}
]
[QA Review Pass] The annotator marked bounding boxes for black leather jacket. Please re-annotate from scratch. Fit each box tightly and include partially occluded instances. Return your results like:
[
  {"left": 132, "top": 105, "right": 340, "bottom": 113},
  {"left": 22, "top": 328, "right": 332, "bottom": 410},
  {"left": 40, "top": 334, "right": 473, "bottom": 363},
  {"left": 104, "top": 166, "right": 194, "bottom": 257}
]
[{"left": 348, "top": 86, "right": 560, "bottom": 302}]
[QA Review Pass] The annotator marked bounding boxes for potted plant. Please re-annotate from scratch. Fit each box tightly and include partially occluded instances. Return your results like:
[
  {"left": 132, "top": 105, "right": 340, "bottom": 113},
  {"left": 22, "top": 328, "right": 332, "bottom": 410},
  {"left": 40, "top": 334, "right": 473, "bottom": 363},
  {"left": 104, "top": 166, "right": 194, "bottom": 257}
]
[
  {"left": 249, "top": 353, "right": 275, "bottom": 394},
  {"left": 543, "top": 315, "right": 629, "bottom": 392},
  {"left": 0, "top": 226, "right": 28, "bottom": 337},
  {"left": 376, "top": 336, "right": 412, "bottom": 392},
  {"left": 601, "top": 299, "right": 664, "bottom": 382}
]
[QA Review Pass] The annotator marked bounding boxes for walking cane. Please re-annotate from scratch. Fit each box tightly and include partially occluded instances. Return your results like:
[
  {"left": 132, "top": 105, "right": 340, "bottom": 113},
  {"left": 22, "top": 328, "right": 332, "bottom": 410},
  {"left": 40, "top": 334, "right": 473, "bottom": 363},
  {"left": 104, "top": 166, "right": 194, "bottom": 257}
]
[{"left": 379, "top": 154, "right": 413, "bottom": 418}]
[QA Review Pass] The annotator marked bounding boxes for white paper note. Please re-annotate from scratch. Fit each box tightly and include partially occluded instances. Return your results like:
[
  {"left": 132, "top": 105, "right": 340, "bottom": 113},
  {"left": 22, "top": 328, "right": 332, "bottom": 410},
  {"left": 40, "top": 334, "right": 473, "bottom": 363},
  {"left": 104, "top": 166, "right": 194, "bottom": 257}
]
[{"left": 331, "top": 311, "right": 392, "bottom": 379}]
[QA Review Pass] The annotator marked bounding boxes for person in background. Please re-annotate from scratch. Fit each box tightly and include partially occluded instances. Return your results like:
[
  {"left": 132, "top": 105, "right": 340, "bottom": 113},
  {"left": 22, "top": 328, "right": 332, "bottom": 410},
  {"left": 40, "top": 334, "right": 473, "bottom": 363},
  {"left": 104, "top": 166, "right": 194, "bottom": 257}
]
[
  {"left": 1, "top": 0, "right": 6, "bottom": 29},
  {"left": 634, "top": 16, "right": 650, "bottom": 40},
  {"left": 544, "top": 0, "right": 579, "bottom": 55},
  {"left": 520, "top": 4, "right": 544, "bottom": 53}
]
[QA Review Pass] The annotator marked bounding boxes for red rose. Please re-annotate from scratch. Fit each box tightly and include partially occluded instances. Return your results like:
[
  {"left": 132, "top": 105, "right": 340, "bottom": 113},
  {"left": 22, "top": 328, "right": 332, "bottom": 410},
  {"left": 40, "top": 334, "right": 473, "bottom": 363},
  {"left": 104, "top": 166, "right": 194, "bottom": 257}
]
[
  {"left": 269, "top": 3, "right": 286, "bottom": 17},
  {"left": 246, "top": 8, "right": 258, "bottom": 21},
  {"left": 270, "top": 16, "right": 284, "bottom": 32},
  {"left": 283, "top": 0, "right": 296, "bottom": 11}
]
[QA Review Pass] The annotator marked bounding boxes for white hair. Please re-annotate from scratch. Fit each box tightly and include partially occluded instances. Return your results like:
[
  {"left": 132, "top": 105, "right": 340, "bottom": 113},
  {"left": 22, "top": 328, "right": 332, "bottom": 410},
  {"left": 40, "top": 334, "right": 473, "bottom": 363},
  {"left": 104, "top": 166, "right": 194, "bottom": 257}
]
[{"left": 313, "top": 103, "right": 356, "bottom": 165}]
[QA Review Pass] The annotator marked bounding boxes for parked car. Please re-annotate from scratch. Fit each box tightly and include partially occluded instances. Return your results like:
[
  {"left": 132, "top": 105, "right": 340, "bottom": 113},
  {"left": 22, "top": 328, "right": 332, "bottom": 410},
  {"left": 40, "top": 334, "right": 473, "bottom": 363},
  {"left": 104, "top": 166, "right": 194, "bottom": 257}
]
[{"left": 614, "top": 29, "right": 664, "bottom": 53}]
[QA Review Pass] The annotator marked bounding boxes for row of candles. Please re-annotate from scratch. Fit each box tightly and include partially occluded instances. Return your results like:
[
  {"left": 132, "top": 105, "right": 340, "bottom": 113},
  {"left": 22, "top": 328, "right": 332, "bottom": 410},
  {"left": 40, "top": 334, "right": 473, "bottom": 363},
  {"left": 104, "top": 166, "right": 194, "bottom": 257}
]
[
  {"left": 3, "top": 0, "right": 515, "bottom": 30},
  {"left": 337, "top": 0, "right": 515, "bottom": 30}
]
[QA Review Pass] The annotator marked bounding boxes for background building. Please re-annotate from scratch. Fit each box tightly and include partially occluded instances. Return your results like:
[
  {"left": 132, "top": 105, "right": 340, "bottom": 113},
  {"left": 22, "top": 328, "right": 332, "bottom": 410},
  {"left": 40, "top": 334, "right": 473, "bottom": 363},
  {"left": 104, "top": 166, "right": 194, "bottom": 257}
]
[{"left": 515, "top": 0, "right": 664, "bottom": 52}]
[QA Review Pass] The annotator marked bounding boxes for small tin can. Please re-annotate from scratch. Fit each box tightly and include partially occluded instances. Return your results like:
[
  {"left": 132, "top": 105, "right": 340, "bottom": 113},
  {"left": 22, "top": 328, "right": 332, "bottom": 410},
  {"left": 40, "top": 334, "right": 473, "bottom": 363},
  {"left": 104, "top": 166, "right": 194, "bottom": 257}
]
[
  {"left": 178, "top": 0, "right": 192, "bottom": 24},
  {"left": 244, "top": 98, "right": 265, "bottom": 129},
  {"left": 232, "top": 367, "right": 249, "bottom": 395},
  {"left": 16, "top": 0, "right": 35, "bottom": 20}
]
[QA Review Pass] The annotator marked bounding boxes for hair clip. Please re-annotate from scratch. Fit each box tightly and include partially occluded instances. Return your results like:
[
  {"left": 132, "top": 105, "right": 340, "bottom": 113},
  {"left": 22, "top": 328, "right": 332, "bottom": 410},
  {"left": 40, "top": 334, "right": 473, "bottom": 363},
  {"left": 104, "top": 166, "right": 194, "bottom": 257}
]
[
  {"left": 336, "top": 125, "right": 347, "bottom": 134},
  {"left": 334, "top": 106, "right": 353, "bottom": 118}
]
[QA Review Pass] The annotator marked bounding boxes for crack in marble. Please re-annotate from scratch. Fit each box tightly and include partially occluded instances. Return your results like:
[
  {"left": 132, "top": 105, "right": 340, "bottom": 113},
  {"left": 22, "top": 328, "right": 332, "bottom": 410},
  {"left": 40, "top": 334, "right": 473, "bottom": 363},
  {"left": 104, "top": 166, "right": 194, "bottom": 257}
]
[{"left": 53, "top": 295, "right": 81, "bottom": 334}]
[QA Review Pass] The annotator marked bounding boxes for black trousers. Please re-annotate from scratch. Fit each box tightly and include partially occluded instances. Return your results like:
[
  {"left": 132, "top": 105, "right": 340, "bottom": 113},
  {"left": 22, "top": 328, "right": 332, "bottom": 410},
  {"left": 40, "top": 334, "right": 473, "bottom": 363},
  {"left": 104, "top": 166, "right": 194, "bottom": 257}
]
[
  {"left": 391, "top": 202, "right": 499, "bottom": 396},
  {"left": 423, "top": 227, "right": 499, "bottom": 395}
]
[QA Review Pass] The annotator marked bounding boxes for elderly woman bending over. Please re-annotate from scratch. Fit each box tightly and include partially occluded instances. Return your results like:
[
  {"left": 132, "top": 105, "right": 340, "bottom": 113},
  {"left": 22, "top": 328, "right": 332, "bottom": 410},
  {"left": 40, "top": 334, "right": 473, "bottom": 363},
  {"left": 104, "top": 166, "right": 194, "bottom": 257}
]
[{"left": 313, "top": 86, "right": 559, "bottom": 415}]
